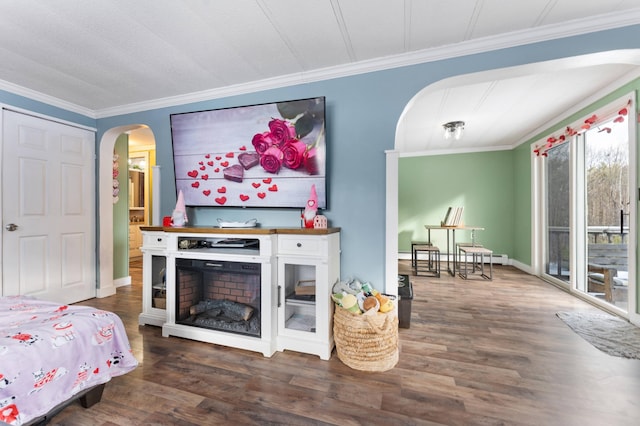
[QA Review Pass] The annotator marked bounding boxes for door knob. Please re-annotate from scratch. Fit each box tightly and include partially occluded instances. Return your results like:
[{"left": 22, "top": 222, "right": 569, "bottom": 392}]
[{"left": 5, "top": 223, "right": 18, "bottom": 231}]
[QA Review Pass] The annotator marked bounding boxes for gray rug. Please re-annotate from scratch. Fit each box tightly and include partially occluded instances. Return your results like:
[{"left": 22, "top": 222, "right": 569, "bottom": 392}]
[{"left": 556, "top": 311, "right": 640, "bottom": 359}]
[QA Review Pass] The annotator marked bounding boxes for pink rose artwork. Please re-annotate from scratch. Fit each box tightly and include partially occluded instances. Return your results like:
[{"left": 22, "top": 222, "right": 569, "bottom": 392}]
[
  {"left": 282, "top": 139, "right": 307, "bottom": 170},
  {"left": 268, "top": 118, "right": 296, "bottom": 147},
  {"left": 260, "top": 146, "right": 284, "bottom": 174},
  {"left": 303, "top": 147, "right": 319, "bottom": 175},
  {"left": 252, "top": 131, "right": 276, "bottom": 155}
]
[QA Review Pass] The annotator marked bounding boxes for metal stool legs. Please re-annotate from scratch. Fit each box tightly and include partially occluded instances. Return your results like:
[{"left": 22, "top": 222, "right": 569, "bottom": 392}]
[
  {"left": 413, "top": 245, "right": 440, "bottom": 277},
  {"left": 458, "top": 246, "right": 492, "bottom": 280}
]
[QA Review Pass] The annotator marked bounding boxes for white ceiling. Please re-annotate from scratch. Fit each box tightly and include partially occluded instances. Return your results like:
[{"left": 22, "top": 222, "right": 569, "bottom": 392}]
[
  {"left": 2, "top": 1, "right": 640, "bottom": 153},
  {"left": 397, "top": 52, "right": 640, "bottom": 154}
]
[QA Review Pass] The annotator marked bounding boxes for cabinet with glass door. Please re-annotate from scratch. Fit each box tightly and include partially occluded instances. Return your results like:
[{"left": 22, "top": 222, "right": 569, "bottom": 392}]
[
  {"left": 276, "top": 231, "right": 340, "bottom": 360},
  {"left": 138, "top": 231, "right": 168, "bottom": 326}
]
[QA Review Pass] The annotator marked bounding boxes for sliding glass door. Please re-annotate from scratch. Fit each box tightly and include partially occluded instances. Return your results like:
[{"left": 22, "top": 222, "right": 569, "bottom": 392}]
[
  {"left": 540, "top": 97, "right": 635, "bottom": 315},
  {"left": 581, "top": 120, "right": 630, "bottom": 312}
]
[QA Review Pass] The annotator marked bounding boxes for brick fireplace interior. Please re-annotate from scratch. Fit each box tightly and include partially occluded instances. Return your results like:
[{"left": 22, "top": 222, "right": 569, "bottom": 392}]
[{"left": 175, "top": 259, "right": 262, "bottom": 337}]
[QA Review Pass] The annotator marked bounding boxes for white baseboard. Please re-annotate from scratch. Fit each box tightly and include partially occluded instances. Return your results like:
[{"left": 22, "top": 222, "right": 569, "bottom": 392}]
[
  {"left": 509, "top": 259, "right": 533, "bottom": 274},
  {"left": 114, "top": 276, "right": 131, "bottom": 288},
  {"left": 97, "top": 276, "right": 129, "bottom": 299},
  {"left": 97, "top": 285, "right": 116, "bottom": 298}
]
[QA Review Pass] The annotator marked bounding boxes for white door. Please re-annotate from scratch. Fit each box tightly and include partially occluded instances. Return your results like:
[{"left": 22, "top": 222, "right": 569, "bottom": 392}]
[{"left": 1, "top": 109, "right": 96, "bottom": 304}]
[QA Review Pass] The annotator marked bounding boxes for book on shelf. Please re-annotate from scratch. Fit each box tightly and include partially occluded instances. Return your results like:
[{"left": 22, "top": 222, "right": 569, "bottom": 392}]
[
  {"left": 442, "top": 207, "right": 452, "bottom": 226},
  {"left": 454, "top": 207, "right": 464, "bottom": 226},
  {"left": 442, "top": 206, "right": 464, "bottom": 226}
]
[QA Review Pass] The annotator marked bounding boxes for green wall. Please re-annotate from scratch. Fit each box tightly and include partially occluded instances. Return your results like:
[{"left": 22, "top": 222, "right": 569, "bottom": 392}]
[
  {"left": 512, "top": 143, "right": 533, "bottom": 265},
  {"left": 113, "top": 134, "right": 129, "bottom": 280},
  {"left": 399, "top": 150, "right": 515, "bottom": 257},
  {"left": 400, "top": 78, "right": 640, "bottom": 275}
]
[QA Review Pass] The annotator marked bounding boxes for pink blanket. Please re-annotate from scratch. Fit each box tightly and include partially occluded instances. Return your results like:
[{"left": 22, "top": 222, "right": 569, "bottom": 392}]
[{"left": 0, "top": 296, "right": 138, "bottom": 425}]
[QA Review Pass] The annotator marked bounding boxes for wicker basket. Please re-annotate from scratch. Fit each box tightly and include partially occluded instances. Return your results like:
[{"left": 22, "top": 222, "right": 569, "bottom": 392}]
[{"left": 333, "top": 305, "right": 399, "bottom": 371}]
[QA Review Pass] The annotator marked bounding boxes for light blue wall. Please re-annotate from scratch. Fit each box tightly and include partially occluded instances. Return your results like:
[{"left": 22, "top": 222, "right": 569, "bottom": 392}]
[
  {"left": 96, "top": 25, "right": 640, "bottom": 289},
  {"left": 3, "top": 25, "right": 640, "bottom": 290}
]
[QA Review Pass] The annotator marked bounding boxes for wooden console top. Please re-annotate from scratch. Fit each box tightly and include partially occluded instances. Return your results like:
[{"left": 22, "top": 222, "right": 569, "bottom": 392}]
[{"left": 140, "top": 226, "right": 340, "bottom": 235}]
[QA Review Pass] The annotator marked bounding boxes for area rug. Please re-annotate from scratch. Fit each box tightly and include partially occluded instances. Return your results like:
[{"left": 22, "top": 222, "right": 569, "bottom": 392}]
[{"left": 556, "top": 311, "right": 640, "bottom": 359}]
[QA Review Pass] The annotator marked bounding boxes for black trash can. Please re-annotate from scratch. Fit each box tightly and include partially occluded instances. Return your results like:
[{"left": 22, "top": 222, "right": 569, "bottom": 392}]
[{"left": 397, "top": 274, "right": 413, "bottom": 328}]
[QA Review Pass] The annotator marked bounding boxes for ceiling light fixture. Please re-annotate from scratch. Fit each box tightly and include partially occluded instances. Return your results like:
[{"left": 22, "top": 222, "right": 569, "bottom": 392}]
[{"left": 443, "top": 121, "right": 465, "bottom": 140}]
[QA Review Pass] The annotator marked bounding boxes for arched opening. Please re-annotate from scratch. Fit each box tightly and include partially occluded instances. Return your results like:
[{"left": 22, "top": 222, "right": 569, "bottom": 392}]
[
  {"left": 385, "top": 51, "right": 640, "bottom": 297},
  {"left": 97, "top": 124, "right": 156, "bottom": 297}
]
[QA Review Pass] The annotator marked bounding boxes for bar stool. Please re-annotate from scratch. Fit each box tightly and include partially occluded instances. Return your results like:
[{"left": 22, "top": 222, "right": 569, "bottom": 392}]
[
  {"left": 458, "top": 246, "right": 493, "bottom": 280},
  {"left": 413, "top": 244, "right": 440, "bottom": 277},
  {"left": 457, "top": 242, "right": 484, "bottom": 272},
  {"left": 410, "top": 240, "right": 431, "bottom": 268},
  {"left": 456, "top": 227, "right": 482, "bottom": 271}
]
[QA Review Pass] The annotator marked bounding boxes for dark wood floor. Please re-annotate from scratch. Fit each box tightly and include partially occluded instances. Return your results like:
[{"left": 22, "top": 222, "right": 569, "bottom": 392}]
[{"left": 51, "top": 260, "right": 640, "bottom": 425}]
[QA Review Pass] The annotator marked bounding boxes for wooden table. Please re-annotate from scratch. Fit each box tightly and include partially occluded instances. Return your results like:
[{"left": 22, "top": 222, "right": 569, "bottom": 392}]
[{"left": 424, "top": 225, "right": 484, "bottom": 276}]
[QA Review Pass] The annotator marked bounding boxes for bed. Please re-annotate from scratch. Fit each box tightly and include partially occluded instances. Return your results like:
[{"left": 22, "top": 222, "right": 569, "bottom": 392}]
[{"left": 0, "top": 295, "right": 138, "bottom": 425}]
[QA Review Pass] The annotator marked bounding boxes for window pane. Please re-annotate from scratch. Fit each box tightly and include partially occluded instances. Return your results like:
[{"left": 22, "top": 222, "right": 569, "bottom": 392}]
[
  {"left": 583, "top": 120, "right": 629, "bottom": 311},
  {"left": 545, "top": 143, "right": 570, "bottom": 282}
]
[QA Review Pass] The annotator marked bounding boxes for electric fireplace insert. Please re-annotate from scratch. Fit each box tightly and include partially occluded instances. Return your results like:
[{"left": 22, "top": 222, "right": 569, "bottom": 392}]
[{"left": 175, "top": 257, "right": 262, "bottom": 338}]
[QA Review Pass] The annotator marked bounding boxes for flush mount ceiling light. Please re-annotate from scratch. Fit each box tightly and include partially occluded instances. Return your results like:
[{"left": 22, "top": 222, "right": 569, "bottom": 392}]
[{"left": 443, "top": 121, "right": 465, "bottom": 140}]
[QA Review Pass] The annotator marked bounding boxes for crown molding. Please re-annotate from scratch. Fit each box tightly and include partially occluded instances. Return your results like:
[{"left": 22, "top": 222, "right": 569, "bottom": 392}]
[
  {"left": 400, "top": 144, "right": 513, "bottom": 158},
  {"left": 96, "top": 10, "right": 640, "bottom": 118},
  {"left": 0, "top": 79, "right": 96, "bottom": 118},
  {"left": 3, "top": 9, "right": 640, "bottom": 119}
]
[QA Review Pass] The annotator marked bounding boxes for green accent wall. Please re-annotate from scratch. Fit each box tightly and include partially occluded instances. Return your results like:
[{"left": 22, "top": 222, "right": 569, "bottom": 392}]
[
  {"left": 400, "top": 78, "right": 640, "bottom": 278},
  {"left": 113, "top": 134, "right": 129, "bottom": 280},
  {"left": 512, "top": 143, "right": 532, "bottom": 264},
  {"left": 399, "top": 150, "right": 515, "bottom": 257}
]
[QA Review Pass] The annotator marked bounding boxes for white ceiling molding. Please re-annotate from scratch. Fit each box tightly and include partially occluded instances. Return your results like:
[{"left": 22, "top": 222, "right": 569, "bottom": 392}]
[
  {"left": 400, "top": 143, "right": 514, "bottom": 158},
  {"left": 0, "top": 79, "right": 96, "bottom": 118},
  {"left": 1, "top": 6, "right": 635, "bottom": 121},
  {"left": 0, "top": 5, "right": 640, "bottom": 127},
  {"left": 95, "top": 9, "right": 640, "bottom": 118}
]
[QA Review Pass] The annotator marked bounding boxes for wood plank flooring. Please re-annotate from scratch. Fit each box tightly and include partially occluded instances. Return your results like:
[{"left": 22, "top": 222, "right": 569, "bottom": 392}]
[{"left": 50, "top": 260, "right": 640, "bottom": 425}]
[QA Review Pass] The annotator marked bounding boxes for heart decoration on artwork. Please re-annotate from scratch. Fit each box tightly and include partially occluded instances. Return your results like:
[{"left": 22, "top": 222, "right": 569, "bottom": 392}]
[{"left": 182, "top": 145, "right": 285, "bottom": 205}]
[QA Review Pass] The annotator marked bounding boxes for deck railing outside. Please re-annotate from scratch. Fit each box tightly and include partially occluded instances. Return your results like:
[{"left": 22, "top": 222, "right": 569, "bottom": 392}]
[{"left": 547, "top": 226, "right": 628, "bottom": 279}]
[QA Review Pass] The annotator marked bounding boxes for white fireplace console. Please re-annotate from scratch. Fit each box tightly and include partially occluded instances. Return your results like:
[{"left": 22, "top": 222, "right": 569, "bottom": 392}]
[{"left": 139, "top": 226, "right": 340, "bottom": 360}]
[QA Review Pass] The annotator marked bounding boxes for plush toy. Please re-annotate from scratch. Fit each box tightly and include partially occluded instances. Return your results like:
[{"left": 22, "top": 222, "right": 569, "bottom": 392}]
[
  {"left": 362, "top": 296, "right": 380, "bottom": 312},
  {"left": 340, "top": 294, "right": 362, "bottom": 314},
  {"left": 302, "top": 184, "right": 318, "bottom": 228},
  {"left": 372, "top": 289, "right": 394, "bottom": 313},
  {"left": 332, "top": 278, "right": 362, "bottom": 295}
]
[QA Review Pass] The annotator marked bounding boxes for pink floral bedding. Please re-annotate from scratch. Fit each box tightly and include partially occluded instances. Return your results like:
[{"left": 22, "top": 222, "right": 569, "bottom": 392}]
[{"left": 0, "top": 296, "right": 138, "bottom": 425}]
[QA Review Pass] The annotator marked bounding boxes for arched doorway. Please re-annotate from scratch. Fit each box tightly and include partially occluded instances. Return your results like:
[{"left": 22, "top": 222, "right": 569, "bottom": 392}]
[
  {"left": 385, "top": 51, "right": 640, "bottom": 300},
  {"left": 97, "top": 125, "right": 156, "bottom": 297}
]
